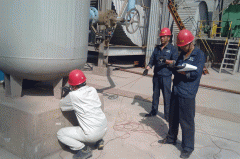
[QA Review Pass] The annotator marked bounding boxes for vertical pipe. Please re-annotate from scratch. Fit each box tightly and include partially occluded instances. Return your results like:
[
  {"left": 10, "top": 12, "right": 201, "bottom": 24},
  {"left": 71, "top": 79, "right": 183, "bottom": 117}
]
[
  {"left": 212, "top": 0, "right": 217, "bottom": 21},
  {"left": 161, "top": 0, "right": 166, "bottom": 29},
  {"left": 128, "top": 0, "right": 136, "bottom": 11},
  {"left": 163, "top": 0, "right": 169, "bottom": 28},
  {"left": 145, "top": 0, "right": 160, "bottom": 66},
  {"left": 102, "top": 0, "right": 111, "bottom": 12},
  {"left": 0, "top": 71, "right": 4, "bottom": 82}
]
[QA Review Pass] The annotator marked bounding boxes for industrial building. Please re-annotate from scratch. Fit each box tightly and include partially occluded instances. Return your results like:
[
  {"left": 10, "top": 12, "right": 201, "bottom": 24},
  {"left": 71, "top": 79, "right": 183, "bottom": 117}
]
[{"left": 87, "top": 0, "right": 240, "bottom": 74}]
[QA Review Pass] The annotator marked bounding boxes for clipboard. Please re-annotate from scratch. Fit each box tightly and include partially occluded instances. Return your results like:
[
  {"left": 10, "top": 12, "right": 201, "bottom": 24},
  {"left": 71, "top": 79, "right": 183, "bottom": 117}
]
[{"left": 176, "top": 63, "right": 197, "bottom": 72}]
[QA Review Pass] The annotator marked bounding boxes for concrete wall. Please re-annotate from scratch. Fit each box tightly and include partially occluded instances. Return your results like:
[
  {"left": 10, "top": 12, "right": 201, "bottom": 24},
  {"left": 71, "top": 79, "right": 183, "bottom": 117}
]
[{"left": 0, "top": 85, "right": 104, "bottom": 159}]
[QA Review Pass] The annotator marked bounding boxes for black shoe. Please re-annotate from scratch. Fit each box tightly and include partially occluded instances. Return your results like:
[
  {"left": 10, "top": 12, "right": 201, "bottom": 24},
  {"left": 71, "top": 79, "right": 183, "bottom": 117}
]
[
  {"left": 73, "top": 146, "right": 92, "bottom": 159},
  {"left": 158, "top": 138, "right": 176, "bottom": 145},
  {"left": 96, "top": 139, "right": 104, "bottom": 150},
  {"left": 180, "top": 150, "right": 193, "bottom": 158},
  {"left": 145, "top": 111, "right": 156, "bottom": 117}
]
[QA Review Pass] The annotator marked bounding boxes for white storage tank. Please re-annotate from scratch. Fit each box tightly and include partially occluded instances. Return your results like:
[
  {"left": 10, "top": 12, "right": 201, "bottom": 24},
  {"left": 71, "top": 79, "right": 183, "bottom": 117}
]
[{"left": 0, "top": 0, "right": 90, "bottom": 98}]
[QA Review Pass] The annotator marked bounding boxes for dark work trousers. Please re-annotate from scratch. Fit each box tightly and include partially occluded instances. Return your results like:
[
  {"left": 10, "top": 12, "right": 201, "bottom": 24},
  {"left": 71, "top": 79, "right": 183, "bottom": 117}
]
[
  {"left": 151, "top": 75, "right": 172, "bottom": 120},
  {"left": 167, "top": 94, "right": 196, "bottom": 152}
]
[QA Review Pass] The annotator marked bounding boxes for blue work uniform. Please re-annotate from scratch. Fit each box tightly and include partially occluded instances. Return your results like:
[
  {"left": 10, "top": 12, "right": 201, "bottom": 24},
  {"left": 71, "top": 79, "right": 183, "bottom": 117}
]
[
  {"left": 167, "top": 46, "right": 205, "bottom": 153},
  {"left": 148, "top": 43, "right": 178, "bottom": 120}
]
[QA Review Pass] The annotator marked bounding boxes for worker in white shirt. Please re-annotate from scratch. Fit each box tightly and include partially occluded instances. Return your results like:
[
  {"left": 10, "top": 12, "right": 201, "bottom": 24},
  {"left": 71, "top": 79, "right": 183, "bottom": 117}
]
[{"left": 57, "top": 69, "right": 107, "bottom": 159}]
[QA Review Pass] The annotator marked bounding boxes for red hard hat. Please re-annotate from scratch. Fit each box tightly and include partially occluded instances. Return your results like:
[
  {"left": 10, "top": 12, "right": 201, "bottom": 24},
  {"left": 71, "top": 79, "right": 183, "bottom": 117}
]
[
  {"left": 177, "top": 29, "right": 194, "bottom": 46},
  {"left": 68, "top": 69, "right": 86, "bottom": 86},
  {"left": 159, "top": 28, "right": 171, "bottom": 36}
]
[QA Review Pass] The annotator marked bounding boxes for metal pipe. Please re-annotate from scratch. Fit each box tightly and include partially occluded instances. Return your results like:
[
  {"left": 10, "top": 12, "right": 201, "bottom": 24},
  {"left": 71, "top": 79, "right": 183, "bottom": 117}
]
[
  {"left": 118, "top": 68, "right": 240, "bottom": 95},
  {"left": 89, "top": 7, "right": 99, "bottom": 23},
  {"left": 145, "top": 0, "right": 160, "bottom": 66},
  {"left": 128, "top": 0, "right": 136, "bottom": 11}
]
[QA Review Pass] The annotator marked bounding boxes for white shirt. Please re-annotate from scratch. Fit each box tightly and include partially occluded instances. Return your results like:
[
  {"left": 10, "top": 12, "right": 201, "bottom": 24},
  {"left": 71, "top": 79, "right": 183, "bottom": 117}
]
[{"left": 60, "top": 86, "right": 107, "bottom": 135}]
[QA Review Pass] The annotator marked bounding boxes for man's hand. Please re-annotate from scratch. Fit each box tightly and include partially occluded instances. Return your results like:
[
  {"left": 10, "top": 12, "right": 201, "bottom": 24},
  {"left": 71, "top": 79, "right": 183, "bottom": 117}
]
[
  {"left": 62, "top": 86, "right": 71, "bottom": 97},
  {"left": 178, "top": 71, "right": 186, "bottom": 75},
  {"left": 165, "top": 60, "right": 173, "bottom": 64},
  {"left": 143, "top": 69, "right": 148, "bottom": 76}
]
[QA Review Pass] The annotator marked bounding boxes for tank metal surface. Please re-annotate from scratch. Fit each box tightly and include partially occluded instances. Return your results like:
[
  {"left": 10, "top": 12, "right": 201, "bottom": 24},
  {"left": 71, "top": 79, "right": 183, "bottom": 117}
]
[{"left": 0, "top": 0, "right": 90, "bottom": 98}]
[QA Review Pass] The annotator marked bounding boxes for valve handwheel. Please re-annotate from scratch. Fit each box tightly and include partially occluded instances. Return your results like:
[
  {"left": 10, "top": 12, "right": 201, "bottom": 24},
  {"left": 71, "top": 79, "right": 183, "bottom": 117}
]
[{"left": 125, "top": 8, "right": 140, "bottom": 34}]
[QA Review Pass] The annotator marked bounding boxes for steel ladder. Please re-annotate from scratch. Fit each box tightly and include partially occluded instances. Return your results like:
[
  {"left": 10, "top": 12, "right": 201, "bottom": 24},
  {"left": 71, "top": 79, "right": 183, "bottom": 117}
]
[{"left": 219, "top": 39, "right": 240, "bottom": 74}]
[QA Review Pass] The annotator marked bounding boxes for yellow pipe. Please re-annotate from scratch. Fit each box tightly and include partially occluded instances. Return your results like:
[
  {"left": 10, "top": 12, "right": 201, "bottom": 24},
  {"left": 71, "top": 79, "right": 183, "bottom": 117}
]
[
  {"left": 229, "top": 21, "right": 232, "bottom": 30},
  {"left": 225, "top": 38, "right": 228, "bottom": 46}
]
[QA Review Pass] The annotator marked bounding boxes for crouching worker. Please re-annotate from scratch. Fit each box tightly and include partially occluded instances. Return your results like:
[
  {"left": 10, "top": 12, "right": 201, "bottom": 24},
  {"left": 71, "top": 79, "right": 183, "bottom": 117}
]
[{"left": 57, "top": 69, "right": 107, "bottom": 159}]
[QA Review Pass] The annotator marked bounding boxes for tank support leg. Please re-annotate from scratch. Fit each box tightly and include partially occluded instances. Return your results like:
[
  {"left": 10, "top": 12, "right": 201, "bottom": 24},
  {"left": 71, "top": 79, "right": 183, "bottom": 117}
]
[
  {"left": 10, "top": 75, "right": 23, "bottom": 98},
  {"left": 53, "top": 78, "right": 63, "bottom": 99},
  {"left": 93, "top": 42, "right": 112, "bottom": 76},
  {"left": 98, "top": 42, "right": 105, "bottom": 67},
  {"left": 62, "top": 76, "right": 69, "bottom": 87},
  {"left": 4, "top": 74, "right": 11, "bottom": 97}
]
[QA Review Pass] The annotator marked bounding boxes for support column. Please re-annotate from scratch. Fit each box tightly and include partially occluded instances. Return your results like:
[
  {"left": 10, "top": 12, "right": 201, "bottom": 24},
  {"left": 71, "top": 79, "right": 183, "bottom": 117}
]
[
  {"left": 101, "top": 0, "right": 111, "bottom": 12},
  {"left": 94, "top": 41, "right": 112, "bottom": 76},
  {"left": 98, "top": 42, "right": 105, "bottom": 67},
  {"left": 145, "top": 0, "right": 160, "bottom": 66},
  {"left": 53, "top": 78, "right": 63, "bottom": 99},
  {"left": 10, "top": 75, "right": 23, "bottom": 98},
  {"left": 62, "top": 76, "right": 69, "bottom": 87},
  {"left": 4, "top": 74, "right": 11, "bottom": 97}
]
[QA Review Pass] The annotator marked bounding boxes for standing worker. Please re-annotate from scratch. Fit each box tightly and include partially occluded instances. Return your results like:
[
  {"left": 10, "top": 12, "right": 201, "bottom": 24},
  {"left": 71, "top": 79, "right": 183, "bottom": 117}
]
[
  {"left": 144, "top": 28, "right": 178, "bottom": 121},
  {"left": 158, "top": 29, "right": 205, "bottom": 159},
  {"left": 57, "top": 69, "right": 107, "bottom": 159}
]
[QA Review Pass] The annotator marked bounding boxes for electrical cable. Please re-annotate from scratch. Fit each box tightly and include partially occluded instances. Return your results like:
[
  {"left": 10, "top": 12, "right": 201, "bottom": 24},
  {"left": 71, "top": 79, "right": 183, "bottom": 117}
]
[
  {"left": 94, "top": 94, "right": 167, "bottom": 158},
  {"left": 59, "top": 67, "right": 239, "bottom": 159}
]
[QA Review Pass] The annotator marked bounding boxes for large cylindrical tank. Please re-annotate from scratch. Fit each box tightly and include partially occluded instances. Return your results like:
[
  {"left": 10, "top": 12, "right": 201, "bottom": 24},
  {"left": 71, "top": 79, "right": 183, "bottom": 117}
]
[{"left": 0, "top": 0, "right": 90, "bottom": 81}]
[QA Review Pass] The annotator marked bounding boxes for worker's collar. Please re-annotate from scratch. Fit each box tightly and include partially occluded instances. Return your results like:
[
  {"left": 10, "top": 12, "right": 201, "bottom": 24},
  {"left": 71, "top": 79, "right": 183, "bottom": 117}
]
[
  {"left": 74, "top": 85, "right": 88, "bottom": 91},
  {"left": 183, "top": 46, "right": 197, "bottom": 60},
  {"left": 158, "top": 42, "right": 170, "bottom": 49}
]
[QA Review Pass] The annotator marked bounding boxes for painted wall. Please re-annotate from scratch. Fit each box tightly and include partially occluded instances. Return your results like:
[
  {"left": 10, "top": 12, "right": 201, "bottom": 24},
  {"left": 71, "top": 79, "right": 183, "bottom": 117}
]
[{"left": 221, "top": 4, "right": 240, "bottom": 37}]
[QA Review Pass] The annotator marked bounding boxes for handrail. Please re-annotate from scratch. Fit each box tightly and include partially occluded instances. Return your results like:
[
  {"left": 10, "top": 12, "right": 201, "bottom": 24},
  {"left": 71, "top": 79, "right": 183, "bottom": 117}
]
[
  {"left": 197, "top": 20, "right": 233, "bottom": 61},
  {"left": 197, "top": 20, "right": 233, "bottom": 38},
  {"left": 197, "top": 20, "right": 215, "bottom": 60}
]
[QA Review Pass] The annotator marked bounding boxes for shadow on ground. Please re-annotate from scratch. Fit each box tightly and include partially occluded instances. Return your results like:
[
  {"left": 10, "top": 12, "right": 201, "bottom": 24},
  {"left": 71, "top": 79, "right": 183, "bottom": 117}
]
[
  {"left": 131, "top": 95, "right": 168, "bottom": 139},
  {"left": 131, "top": 95, "right": 183, "bottom": 151}
]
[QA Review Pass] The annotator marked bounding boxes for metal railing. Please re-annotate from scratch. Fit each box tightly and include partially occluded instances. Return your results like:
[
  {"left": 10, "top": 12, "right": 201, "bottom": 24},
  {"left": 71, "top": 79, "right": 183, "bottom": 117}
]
[
  {"left": 196, "top": 20, "right": 214, "bottom": 61},
  {"left": 197, "top": 20, "right": 233, "bottom": 39},
  {"left": 197, "top": 20, "right": 234, "bottom": 59}
]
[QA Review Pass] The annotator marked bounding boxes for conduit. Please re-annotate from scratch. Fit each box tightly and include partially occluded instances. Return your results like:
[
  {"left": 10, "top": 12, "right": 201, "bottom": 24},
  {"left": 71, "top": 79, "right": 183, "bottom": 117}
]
[{"left": 118, "top": 68, "right": 240, "bottom": 95}]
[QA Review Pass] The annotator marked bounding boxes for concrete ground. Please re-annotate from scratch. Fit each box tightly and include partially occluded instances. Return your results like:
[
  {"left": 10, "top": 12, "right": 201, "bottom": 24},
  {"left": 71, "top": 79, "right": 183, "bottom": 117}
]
[{"left": 1, "top": 64, "right": 240, "bottom": 159}]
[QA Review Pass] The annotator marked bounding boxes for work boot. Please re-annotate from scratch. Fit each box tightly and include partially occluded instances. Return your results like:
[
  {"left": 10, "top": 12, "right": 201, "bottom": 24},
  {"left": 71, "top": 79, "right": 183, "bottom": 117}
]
[
  {"left": 158, "top": 137, "right": 176, "bottom": 145},
  {"left": 73, "top": 146, "right": 92, "bottom": 159},
  {"left": 96, "top": 139, "right": 104, "bottom": 150},
  {"left": 145, "top": 111, "right": 156, "bottom": 117},
  {"left": 180, "top": 150, "right": 193, "bottom": 158}
]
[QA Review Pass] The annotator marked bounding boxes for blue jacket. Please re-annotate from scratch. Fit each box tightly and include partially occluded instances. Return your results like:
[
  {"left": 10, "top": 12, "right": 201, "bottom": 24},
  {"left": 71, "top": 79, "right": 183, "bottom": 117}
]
[
  {"left": 148, "top": 43, "right": 178, "bottom": 77},
  {"left": 173, "top": 47, "right": 206, "bottom": 98}
]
